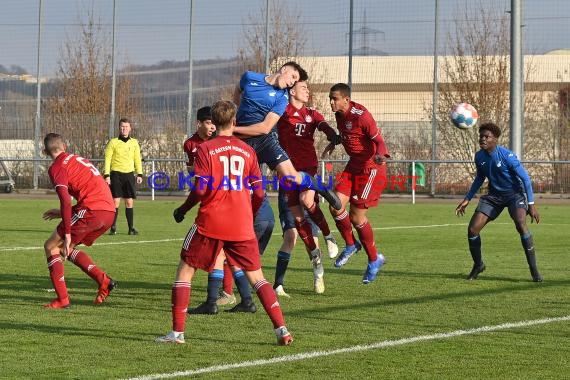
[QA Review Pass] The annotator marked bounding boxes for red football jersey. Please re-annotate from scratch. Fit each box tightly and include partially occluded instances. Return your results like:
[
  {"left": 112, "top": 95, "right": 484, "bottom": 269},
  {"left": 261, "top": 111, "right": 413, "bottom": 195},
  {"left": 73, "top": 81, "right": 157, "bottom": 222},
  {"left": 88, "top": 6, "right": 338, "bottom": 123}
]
[
  {"left": 335, "top": 101, "right": 389, "bottom": 172},
  {"left": 183, "top": 133, "right": 208, "bottom": 168},
  {"left": 193, "top": 136, "right": 261, "bottom": 241},
  {"left": 48, "top": 153, "right": 115, "bottom": 212},
  {"left": 277, "top": 104, "right": 334, "bottom": 173}
]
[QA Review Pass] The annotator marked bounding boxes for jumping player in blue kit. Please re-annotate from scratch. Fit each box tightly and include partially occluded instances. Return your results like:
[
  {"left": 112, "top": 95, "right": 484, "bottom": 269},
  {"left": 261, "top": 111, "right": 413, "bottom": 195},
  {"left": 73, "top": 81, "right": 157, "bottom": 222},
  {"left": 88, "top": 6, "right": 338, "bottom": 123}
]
[
  {"left": 233, "top": 61, "right": 341, "bottom": 211},
  {"left": 455, "top": 122, "right": 542, "bottom": 282}
]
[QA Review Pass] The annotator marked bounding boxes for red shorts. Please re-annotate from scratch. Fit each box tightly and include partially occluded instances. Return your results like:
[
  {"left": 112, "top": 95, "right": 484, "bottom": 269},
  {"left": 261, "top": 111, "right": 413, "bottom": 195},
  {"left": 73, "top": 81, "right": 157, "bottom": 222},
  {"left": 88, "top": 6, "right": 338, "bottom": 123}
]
[
  {"left": 57, "top": 208, "right": 115, "bottom": 246},
  {"left": 181, "top": 224, "right": 261, "bottom": 272},
  {"left": 335, "top": 164, "right": 387, "bottom": 209}
]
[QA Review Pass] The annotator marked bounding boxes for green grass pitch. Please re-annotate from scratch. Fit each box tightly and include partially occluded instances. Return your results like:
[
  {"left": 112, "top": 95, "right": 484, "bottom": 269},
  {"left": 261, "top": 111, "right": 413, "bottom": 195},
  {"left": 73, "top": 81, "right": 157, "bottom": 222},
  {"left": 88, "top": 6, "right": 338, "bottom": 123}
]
[{"left": 0, "top": 196, "right": 568, "bottom": 379}]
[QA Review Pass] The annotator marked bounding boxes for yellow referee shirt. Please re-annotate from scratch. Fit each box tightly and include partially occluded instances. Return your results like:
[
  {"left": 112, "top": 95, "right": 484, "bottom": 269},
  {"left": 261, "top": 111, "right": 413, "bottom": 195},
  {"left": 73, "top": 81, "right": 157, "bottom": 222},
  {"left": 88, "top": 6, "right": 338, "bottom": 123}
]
[{"left": 104, "top": 137, "right": 143, "bottom": 176}]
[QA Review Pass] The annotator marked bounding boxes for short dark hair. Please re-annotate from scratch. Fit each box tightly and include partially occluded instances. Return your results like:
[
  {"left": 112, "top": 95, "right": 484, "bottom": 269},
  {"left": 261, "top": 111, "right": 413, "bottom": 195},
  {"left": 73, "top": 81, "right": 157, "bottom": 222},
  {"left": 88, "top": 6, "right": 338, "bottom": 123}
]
[
  {"left": 43, "top": 133, "right": 64, "bottom": 154},
  {"left": 118, "top": 117, "right": 131, "bottom": 126},
  {"left": 330, "top": 83, "right": 351, "bottom": 97},
  {"left": 196, "top": 106, "right": 212, "bottom": 122},
  {"left": 211, "top": 100, "right": 236, "bottom": 130},
  {"left": 280, "top": 61, "right": 308, "bottom": 82},
  {"left": 479, "top": 122, "right": 501, "bottom": 138}
]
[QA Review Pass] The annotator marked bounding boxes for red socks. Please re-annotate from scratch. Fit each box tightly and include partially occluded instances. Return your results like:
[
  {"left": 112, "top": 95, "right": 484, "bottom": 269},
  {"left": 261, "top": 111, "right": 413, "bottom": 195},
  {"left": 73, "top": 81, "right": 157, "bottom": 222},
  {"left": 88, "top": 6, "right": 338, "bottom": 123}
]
[
  {"left": 295, "top": 219, "right": 317, "bottom": 252},
  {"left": 334, "top": 210, "right": 356, "bottom": 246},
  {"left": 254, "top": 279, "right": 285, "bottom": 329},
  {"left": 306, "top": 203, "right": 331, "bottom": 236},
  {"left": 171, "top": 281, "right": 191, "bottom": 333},
  {"left": 355, "top": 220, "right": 378, "bottom": 261},
  {"left": 47, "top": 255, "right": 68, "bottom": 302},
  {"left": 223, "top": 262, "right": 233, "bottom": 294},
  {"left": 67, "top": 249, "right": 106, "bottom": 285}
]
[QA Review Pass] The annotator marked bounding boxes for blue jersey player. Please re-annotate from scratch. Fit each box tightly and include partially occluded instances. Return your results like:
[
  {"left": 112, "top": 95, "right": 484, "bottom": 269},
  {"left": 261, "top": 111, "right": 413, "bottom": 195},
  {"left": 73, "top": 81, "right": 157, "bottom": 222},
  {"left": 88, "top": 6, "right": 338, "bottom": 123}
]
[
  {"left": 455, "top": 122, "right": 542, "bottom": 282},
  {"left": 233, "top": 61, "right": 341, "bottom": 211}
]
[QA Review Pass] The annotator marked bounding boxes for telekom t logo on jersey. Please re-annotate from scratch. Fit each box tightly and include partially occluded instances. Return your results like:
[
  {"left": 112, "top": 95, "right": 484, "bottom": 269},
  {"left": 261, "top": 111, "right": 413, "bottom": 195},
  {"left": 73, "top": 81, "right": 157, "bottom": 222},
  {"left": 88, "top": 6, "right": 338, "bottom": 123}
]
[{"left": 295, "top": 123, "right": 306, "bottom": 136}]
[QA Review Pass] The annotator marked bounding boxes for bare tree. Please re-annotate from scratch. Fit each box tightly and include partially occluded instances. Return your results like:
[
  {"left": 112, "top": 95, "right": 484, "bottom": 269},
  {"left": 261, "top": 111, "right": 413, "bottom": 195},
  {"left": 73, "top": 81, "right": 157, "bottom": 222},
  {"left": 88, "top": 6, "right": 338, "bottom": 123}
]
[
  {"left": 435, "top": 2, "right": 511, "bottom": 163},
  {"left": 236, "top": 1, "right": 307, "bottom": 74},
  {"left": 43, "top": 10, "right": 139, "bottom": 160}
]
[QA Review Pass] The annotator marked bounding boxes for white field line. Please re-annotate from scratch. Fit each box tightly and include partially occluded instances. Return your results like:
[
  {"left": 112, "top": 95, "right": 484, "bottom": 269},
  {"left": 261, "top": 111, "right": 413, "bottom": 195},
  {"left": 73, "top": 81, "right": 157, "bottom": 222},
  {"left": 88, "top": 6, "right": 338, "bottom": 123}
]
[
  {"left": 1, "top": 223, "right": 467, "bottom": 253},
  {"left": 3, "top": 222, "right": 563, "bottom": 253},
  {"left": 125, "top": 315, "right": 570, "bottom": 380}
]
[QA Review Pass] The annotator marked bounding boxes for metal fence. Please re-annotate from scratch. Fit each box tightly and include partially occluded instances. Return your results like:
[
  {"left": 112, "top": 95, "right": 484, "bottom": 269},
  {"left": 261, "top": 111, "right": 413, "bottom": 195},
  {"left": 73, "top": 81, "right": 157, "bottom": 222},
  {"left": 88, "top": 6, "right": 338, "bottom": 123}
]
[
  {"left": 2, "top": 158, "right": 569, "bottom": 200},
  {"left": 1, "top": 0, "right": 569, "bottom": 189}
]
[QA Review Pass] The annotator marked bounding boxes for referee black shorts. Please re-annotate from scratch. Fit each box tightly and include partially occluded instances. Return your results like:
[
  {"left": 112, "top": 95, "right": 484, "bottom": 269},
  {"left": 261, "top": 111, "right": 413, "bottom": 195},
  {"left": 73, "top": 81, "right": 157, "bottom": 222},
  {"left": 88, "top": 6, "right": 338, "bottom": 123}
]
[{"left": 109, "top": 171, "right": 137, "bottom": 199}]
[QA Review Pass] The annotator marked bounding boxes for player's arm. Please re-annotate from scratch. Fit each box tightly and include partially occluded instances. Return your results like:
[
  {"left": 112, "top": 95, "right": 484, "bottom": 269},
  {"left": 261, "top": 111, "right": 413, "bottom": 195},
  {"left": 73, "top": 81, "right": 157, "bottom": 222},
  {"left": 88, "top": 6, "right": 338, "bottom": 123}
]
[
  {"left": 173, "top": 147, "right": 209, "bottom": 223},
  {"left": 133, "top": 140, "right": 143, "bottom": 184},
  {"left": 317, "top": 120, "right": 342, "bottom": 145},
  {"left": 457, "top": 165, "right": 485, "bottom": 216},
  {"left": 251, "top": 184, "right": 265, "bottom": 216},
  {"left": 234, "top": 112, "right": 281, "bottom": 137},
  {"left": 508, "top": 155, "right": 540, "bottom": 224},
  {"left": 103, "top": 140, "right": 114, "bottom": 182},
  {"left": 54, "top": 184, "right": 73, "bottom": 256},
  {"left": 232, "top": 85, "right": 242, "bottom": 107}
]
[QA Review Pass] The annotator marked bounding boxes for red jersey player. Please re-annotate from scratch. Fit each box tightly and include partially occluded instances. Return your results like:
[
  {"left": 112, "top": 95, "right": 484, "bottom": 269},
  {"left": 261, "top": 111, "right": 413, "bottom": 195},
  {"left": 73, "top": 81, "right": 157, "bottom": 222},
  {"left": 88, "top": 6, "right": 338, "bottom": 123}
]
[
  {"left": 156, "top": 100, "right": 292, "bottom": 345},
  {"left": 183, "top": 106, "right": 216, "bottom": 174},
  {"left": 325, "top": 83, "right": 390, "bottom": 284},
  {"left": 182, "top": 106, "right": 259, "bottom": 314},
  {"left": 274, "top": 80, "right": 341, "bottom": 296},
  {"left": 41, "top": 133, "right": 117, "bottom": 308}
]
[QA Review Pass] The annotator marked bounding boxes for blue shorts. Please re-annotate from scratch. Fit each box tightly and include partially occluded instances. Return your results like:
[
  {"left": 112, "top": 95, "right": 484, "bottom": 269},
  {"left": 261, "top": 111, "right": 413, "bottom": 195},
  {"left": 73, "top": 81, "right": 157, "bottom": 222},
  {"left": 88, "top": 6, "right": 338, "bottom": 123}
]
[
  {"left": 475, "top": 193, "right": 528, "bottom": 220},
  {"left": 278, "top": 188, "right": 318, "bottom": 236},
  {"left": 254, "top": 195, "right": 275, "bottom": 255},
  {"left": 245, "top": 131, "right": 290, "bottom": 170}
]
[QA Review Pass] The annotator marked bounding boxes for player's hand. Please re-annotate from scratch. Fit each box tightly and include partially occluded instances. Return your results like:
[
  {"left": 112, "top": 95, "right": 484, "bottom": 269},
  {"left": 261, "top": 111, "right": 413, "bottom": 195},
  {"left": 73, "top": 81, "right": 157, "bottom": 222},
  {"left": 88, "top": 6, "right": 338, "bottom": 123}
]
[
  {"left": 455, "top": 199, "right": 469, "bottom": 217},
  {"left": 527, "top": 204, "right": 540, "bottom": 224},
  {"left": 373, "top": 155, "right": 387, "bottom": 165},
  {"left": 62, "top": 234, "right": 72, "bottom": 261},
  {"left": 327, "top": 134, "right": 342, "bottom": 145},
  {"left": 321, "top": 142, "right": 335, "bottom": 158},
  {"left": 173, "top": 207, "right": 186, "bottom": 223},
  {"left": 42, "top": 209, "right": 61, "bottom": 220}
]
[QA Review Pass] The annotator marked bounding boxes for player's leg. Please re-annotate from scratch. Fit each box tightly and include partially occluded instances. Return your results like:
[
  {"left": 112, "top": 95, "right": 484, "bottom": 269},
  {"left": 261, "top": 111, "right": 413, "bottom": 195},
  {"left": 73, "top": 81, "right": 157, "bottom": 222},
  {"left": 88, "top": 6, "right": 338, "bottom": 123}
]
[
  {"left": 217, "top": 261, "right": 236, "bottom": 306},
  {"left": 156, "top": 260, "right": 195, "bottom": 344},
  {"left": 300, "top": 190, "right": 338, "bottom": 258},
  {"left": 122, "top": 172, "right": 138, "bottom": 235},
  {"left": 43, "top": 230, "right": 69, "bottom": 308},
  {"left": 509, "top": 198, "right": 542, "bottom": 282},
  {"left": 157, "top": 227, "right": 220, "bottom": 344},
  {"left": 276, "top": 159, "right": 341, "bottom": 210},
  {"left": 330, "top": 172, "right": 360, "bottom": 267},
  {"left": 467, "top": 195, "right": 499, "bottom": 280},
  {"left": 108, "top": 171, "right": 122, "bottom": 235},
  {"left": 65, "top": 210, "right": 117, "bottom": 304},
  {"left": 109, "top": 198, "right": 120, "bottom": 235},
  {"left": 247, "top": 268, "right": 293, "bottom": 345},
  {"left": 466, "top": 212, "right": 490, "bottom": 279},
  {"left": 349, "top": 206, "right": 384, "bottom": 284},
  {"left": 255, "top": 136, "right": 339, "bottom": 209},
  {"left": 187, "top": 249, "right": 225, "bottom": 315},
  {"left": 225, "top": 238, "right": 293, "bottom": 345},
  {"left": 274, "top": 191, "right": 295, "bottom": 297}
]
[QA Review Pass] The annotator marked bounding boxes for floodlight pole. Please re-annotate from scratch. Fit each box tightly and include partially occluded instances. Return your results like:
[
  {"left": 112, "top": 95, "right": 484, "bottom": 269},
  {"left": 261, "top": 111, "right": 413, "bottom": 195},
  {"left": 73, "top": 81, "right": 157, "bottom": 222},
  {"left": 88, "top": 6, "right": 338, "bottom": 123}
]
[
  {"left": 33, "top": 0, "right": 43, "bottom": 190},
  {"left": 509, "top": 0, "right": 524, "bottom": 158},
  {"left": 430, "top": 0, "right": 439, "bottom": 197},
  {"left": 109, "top": 0, "right": 117, "bottom": 139},
  {"left": 347, "top": 0, "right": 354, "bottom": 86},
  {"left": 186, "top": 0, "right": 194, "bottom": 136}
]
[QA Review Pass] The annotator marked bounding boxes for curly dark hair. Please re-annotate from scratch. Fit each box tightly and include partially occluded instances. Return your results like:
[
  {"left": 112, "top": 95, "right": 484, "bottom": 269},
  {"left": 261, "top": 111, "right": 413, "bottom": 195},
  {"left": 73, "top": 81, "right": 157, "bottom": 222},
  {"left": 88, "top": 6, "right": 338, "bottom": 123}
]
[{"left": 479, "top": 122, "right": 501, "bottom": 138}]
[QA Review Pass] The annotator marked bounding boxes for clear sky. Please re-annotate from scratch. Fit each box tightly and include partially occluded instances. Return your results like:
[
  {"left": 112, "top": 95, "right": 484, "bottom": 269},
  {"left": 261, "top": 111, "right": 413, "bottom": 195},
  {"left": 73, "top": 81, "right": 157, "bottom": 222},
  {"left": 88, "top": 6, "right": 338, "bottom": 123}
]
[{"left": 1, "top": 0, "right": 568, "bottom": 76}]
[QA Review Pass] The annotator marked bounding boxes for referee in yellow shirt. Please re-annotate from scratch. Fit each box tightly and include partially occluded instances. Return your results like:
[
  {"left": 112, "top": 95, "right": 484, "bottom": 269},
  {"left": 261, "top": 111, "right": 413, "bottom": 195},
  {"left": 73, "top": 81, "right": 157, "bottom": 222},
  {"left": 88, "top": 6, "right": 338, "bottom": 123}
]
[{"left": 104, "top": 118, "right": 143, "bottom": 235}]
